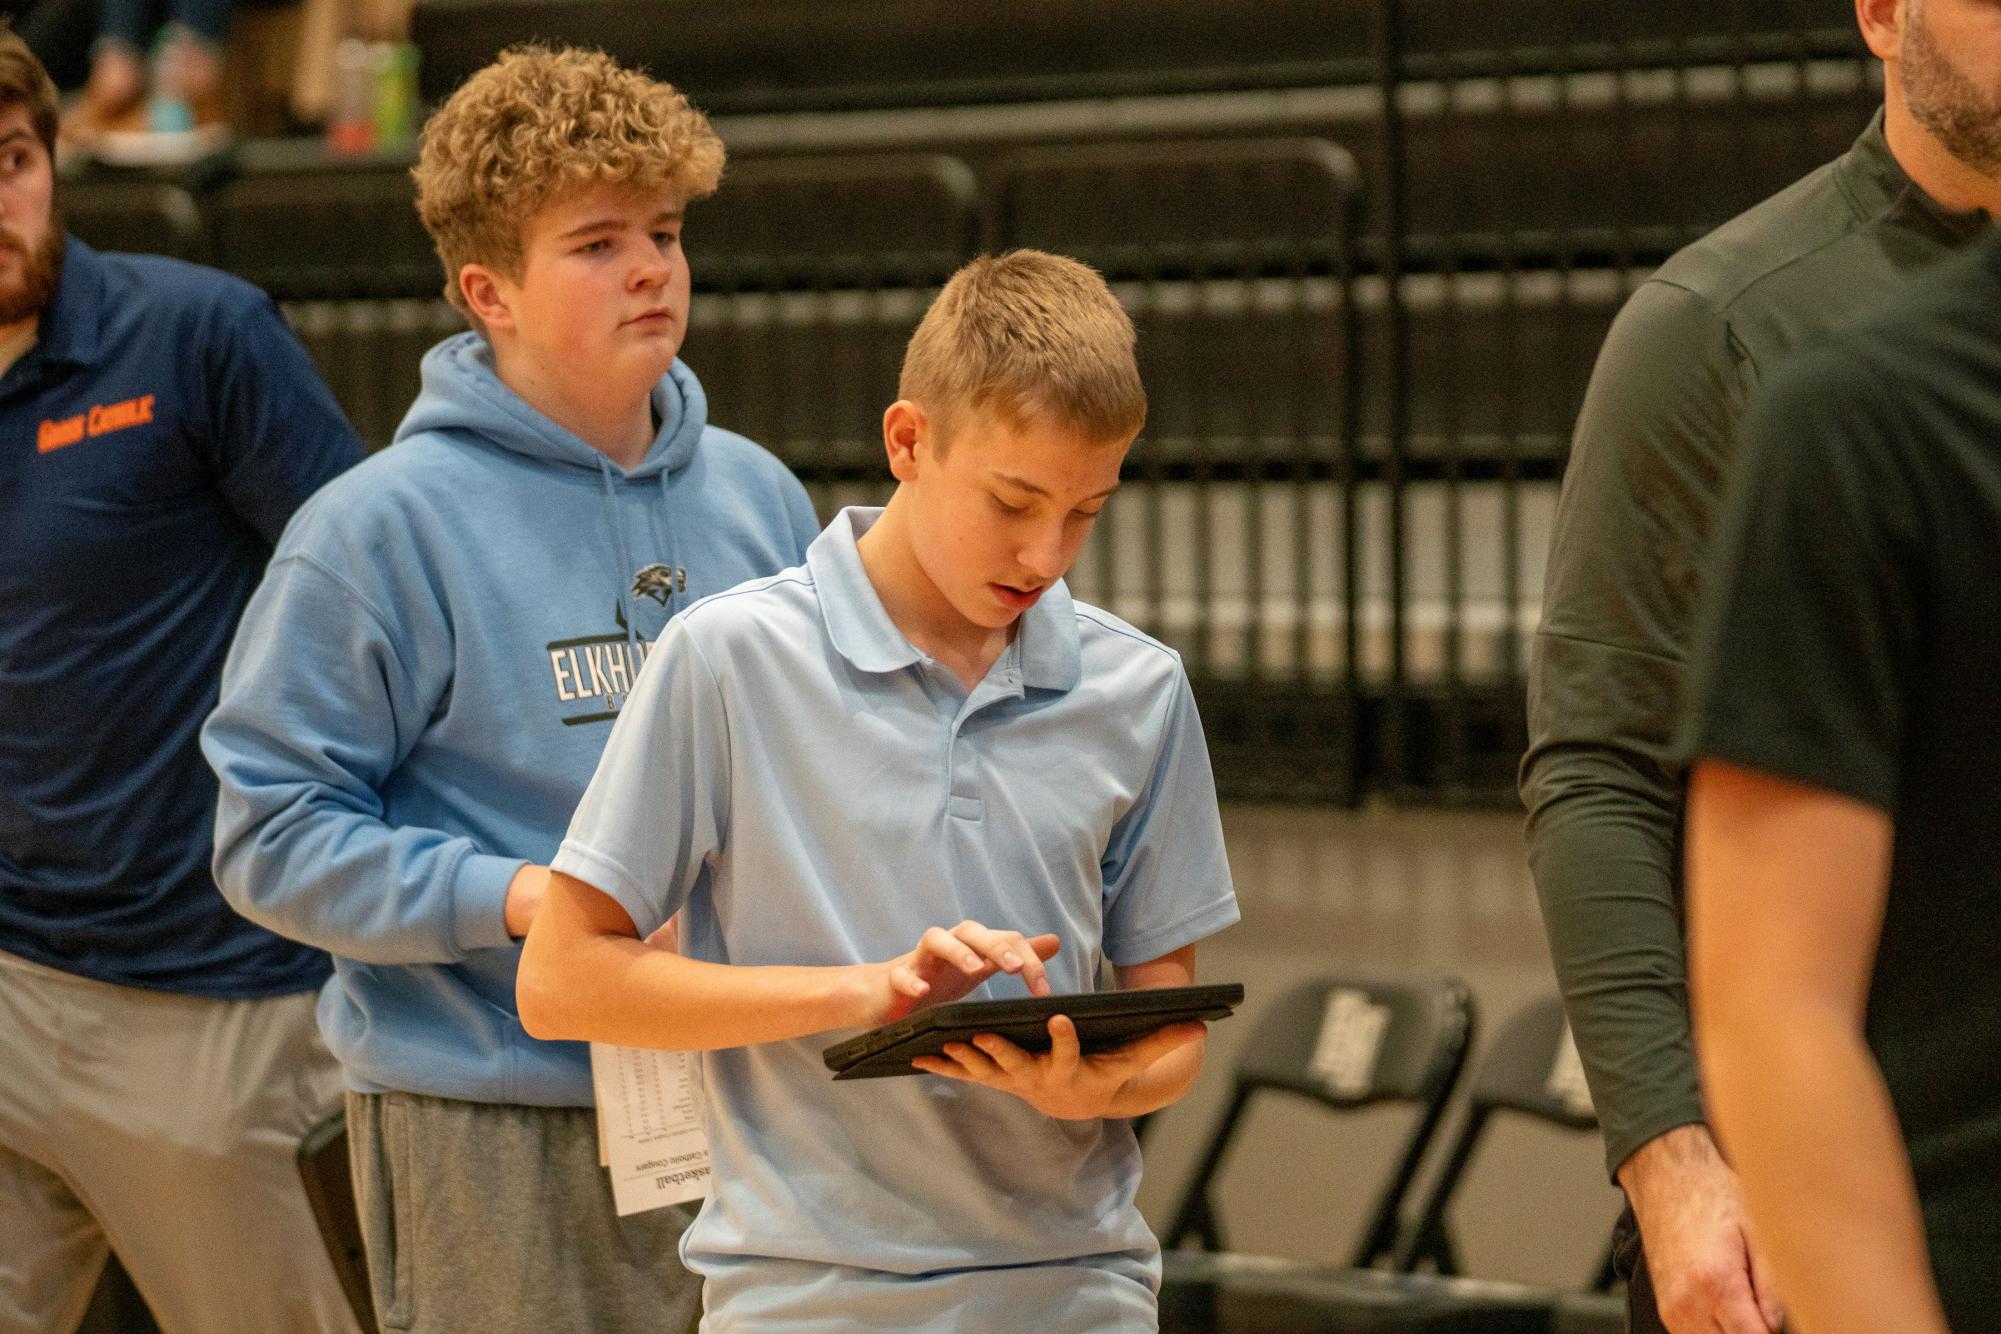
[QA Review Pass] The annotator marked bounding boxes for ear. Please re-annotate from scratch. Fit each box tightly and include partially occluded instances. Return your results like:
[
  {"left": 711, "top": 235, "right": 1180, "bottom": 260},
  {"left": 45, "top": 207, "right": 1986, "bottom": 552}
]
[
  {"left": 459, "top": 262, "right": 517, "bottom": 337},
  {"left": 882, "top": 399, "right": 929, "bottom": 483},
  {"left": 1856, "top": 0, "right": 1904, "bottom": 62}
]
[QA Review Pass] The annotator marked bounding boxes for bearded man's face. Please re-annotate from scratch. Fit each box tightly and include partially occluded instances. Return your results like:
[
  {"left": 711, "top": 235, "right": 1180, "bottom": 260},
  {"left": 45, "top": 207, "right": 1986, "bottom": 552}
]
[
  {"left": 0, "top": 103, "right": 57, "bottom": 326},
  {"left": 1902, "top": 0, "right": 2001, "bottom": 180}
]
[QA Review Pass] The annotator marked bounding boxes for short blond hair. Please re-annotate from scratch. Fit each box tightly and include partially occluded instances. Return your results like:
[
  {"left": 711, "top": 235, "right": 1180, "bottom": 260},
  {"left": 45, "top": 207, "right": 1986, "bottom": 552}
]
[
  {"left": 413, "top": 46, "right": 724, "bottom": 318},
  {"left": 900, "top": 250, "right": 1146, "bottom": 448}
]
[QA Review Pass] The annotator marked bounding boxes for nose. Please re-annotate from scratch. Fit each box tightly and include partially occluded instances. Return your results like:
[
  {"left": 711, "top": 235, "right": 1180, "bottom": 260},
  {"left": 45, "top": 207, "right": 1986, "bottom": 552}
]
[
  {"left": 629, "top": 248, "right": 672, "bottom": 291},
  {"left": 1018, "top": 521, "right": 1067, "bottom": 581}
]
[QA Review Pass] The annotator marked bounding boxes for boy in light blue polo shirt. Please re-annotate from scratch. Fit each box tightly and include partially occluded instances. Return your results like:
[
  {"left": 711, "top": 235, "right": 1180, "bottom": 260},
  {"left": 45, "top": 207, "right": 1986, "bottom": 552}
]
[{"left": 519, "top": 250, "right": 1240, "bottom": 1331}]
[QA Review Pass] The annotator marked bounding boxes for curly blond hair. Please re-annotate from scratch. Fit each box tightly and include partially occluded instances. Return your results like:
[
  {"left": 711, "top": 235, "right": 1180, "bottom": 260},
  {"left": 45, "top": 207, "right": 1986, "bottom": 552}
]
[
  {"left": 413, "top": 46, "right": 725, "bottom": 318},
  {"left": 900, "top": 250, "right": 1146, "bottom": 449}
]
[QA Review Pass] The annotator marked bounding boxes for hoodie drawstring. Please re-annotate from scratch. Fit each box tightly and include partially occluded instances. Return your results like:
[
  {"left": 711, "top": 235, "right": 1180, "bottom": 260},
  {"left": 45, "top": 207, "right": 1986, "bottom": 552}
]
[{"left": 598, "top": 455, "right": 643, "bottom": 662}]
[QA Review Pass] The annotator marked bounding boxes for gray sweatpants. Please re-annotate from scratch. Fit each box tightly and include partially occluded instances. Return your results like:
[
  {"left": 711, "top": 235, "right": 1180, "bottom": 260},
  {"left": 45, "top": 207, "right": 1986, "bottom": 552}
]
[
  {"left": 0, "top": 947, "right": 357, "bottom": 1334},
  {"left": 346, "top": 1090, "right": 701, "bottom": 1334}
]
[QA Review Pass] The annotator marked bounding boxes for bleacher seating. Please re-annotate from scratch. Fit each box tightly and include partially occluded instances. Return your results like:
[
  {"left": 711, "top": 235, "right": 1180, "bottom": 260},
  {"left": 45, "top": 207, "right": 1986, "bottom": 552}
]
[
  {"left": 61, "top": 180, "right": 207, "bottom": 265},
  {"left": 53, "top": 1, "right": 1881, "bottom": 804}
]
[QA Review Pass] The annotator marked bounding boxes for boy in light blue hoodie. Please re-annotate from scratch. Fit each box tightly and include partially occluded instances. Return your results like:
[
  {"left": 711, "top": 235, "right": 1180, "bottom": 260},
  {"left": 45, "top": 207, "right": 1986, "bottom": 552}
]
[{"left": 200, "top": 48, "right": 818, "bottom": 1334}]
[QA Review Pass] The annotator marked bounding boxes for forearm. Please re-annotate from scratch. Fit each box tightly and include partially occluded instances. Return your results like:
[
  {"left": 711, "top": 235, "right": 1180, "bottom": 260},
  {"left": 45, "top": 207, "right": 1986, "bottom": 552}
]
[
  {"left": 212, "top": 784, "right": 520, "bottom": 964},
  {"left": 518, "top": 903, "right": 869, "bottom": 1051},
  {"left": 1105, "top": 1035, "right": 1204, "bottom": 1117},
  {"left": 1102, "top": 946, "right": 1205, "bottom": 1117},
  {"left": 1702, "top": 1011, "right": 1947, "bottom": 1334},
  {"left": 1525, "top": 758, "right": 1705, "bottom": 1173}
]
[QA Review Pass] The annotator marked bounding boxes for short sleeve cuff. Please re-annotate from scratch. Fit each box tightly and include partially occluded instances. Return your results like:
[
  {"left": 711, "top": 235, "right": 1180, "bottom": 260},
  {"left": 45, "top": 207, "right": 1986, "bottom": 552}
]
[
  {"left": 453, "top": 852, "right": 526, "bottom": 953},
  {"left": 550, "top": 839, "right": 662, "bottom": 938},
  {"left": 1106, "top": 895, "right": 1241, "bottom": 967}
]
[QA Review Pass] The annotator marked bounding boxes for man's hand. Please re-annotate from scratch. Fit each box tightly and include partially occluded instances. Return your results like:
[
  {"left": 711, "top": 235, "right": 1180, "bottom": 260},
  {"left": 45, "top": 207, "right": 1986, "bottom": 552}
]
[
  {"left": 503, "top": 864, "right": 551, "bottom": 939},
  {"left": 912, "top": 1013, "right": 1207, "bottom": 1119},
  {"left": 1620, "top": 1124, "right": 1783, "bottom": 1334},
  {"left": 861, "top": 921, "right": 1062, "bottom": 1027}
]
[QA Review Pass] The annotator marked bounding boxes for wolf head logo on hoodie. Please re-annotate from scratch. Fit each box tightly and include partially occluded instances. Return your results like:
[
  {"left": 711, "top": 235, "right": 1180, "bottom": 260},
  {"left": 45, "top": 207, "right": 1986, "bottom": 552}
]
[
  {"left": 631, "top": 563, "right": 687, "bottom": 606},
  {"left": 544, "top": 565, "right": 692, "bottom": 726}
]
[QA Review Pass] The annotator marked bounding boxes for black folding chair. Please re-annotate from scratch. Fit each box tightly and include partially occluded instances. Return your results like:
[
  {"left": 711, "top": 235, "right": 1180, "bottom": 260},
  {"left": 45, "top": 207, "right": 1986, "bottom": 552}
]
[
  {"left": 1395, "top": 995, "right": 1613, "bottom": 1290},
  {"left": 297, "top": 1107, "right": 379, "bottom": 1334},
  {"left": 1160, "top": 1252, "right": 1571, "bottom": 1334},
  {"left": 1153, "top": 978, "right": 1599, "bottom": 1333},
  {"left": 1164, "top": 971, "right": 1474, "bottom": 1268}
]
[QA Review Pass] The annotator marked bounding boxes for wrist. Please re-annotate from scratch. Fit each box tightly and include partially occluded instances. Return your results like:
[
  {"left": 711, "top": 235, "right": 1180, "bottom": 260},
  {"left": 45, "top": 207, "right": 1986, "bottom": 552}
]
[
  {"left": 831, "top": 964, "right": 882, "bottom": 1029},
  {"left": 502, "top": 863, "right": 544, "bottom": 939},
  {"left": 1618, "top": 1123, "right": 1721, "bottom": 1210}
]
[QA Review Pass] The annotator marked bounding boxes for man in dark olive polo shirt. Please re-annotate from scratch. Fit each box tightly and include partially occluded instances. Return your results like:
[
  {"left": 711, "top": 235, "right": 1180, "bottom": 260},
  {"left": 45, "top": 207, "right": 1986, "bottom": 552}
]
[
  {"left": 0, "top": 32, "right": 365, "bottom": 1334},
  {"left": 1520, "top": 1, "right": 1997, "bottom": 1330}
]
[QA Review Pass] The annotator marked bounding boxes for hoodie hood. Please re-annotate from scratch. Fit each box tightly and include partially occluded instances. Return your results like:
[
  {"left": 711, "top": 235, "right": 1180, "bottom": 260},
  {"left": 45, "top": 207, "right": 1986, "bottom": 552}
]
[{"left": 392, "top": 331, "right": 707, "bottom": 479}]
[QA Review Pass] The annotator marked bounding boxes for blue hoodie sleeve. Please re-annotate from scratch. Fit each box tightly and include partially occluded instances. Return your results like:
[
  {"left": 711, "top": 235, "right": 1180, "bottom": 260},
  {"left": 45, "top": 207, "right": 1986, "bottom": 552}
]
[{"left": 203, "top": 552, "right": 522, "bottom": 964}]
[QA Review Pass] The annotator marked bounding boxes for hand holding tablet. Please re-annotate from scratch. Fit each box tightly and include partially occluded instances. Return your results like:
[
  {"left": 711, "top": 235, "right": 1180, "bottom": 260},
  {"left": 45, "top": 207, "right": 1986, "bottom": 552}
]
[{"left": 823, "top": 983, "right": 1245, "bottom": 1080}]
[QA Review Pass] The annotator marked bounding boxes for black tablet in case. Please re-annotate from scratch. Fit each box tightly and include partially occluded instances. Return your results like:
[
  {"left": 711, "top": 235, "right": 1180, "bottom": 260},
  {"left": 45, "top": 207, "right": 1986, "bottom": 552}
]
[{"left": 822, "top": 983, "right": 1245, "bottom": 1080}]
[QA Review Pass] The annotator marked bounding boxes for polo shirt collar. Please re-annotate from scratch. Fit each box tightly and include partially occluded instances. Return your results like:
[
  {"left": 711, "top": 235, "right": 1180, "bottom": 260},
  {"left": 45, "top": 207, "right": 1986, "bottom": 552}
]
[
  {"left": 35, "top": 236, "right": 104, "bottom": 369},
  {"left": 1018, "top": 576, "right": 1081, "bottom": 693},
  {"left": 1838, "top": 108, "right": 1992, "bottom": 246},
  {"left": 807, "top": 506, "right": 1082, "bottom": 692}
]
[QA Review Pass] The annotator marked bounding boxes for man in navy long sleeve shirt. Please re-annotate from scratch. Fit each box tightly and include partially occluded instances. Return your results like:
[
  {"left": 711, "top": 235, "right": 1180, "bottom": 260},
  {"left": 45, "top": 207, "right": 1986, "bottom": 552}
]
[{"left": 0, "top": 34, "right": 366, "bottom": 1333}]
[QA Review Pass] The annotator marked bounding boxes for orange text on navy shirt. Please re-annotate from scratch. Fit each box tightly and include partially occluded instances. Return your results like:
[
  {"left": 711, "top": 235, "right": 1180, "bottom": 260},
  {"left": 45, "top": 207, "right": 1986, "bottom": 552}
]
[{"left": 38, "top": 394, "right": 156, "bottom": 453}]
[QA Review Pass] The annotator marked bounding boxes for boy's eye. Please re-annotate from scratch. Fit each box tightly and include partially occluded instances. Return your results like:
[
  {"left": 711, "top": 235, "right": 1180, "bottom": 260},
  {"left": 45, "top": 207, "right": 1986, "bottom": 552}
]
[
  {"left": 1070, "top": 506, "right": 1104, "bottom": 521},
  {"left": 989, "top": 494, "right": 1028, "bottom": 516},
  {"left": 653, "top": 230, "right": 681, "bottom": 247},
  {"left": 577, "top": 239, "right": 610, "bottom": 255}
]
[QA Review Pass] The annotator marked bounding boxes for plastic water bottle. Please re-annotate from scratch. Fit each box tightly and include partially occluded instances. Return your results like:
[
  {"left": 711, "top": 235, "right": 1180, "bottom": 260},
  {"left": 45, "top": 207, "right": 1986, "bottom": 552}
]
[
  {"left": 327, "top": 39, "right": 375, "bottom": 155},
  {"left": 370, "top": 43, "right": 421, "bottom": 151},
  {"left": 148, "top": 34, "right": 195, "bottom": 134}
]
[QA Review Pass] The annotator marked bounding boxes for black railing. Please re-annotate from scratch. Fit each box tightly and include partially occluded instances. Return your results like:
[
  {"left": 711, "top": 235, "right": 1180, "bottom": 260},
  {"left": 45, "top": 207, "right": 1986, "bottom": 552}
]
[{"left": 62, "top": 4, "right": 1879, "bottom": 805}]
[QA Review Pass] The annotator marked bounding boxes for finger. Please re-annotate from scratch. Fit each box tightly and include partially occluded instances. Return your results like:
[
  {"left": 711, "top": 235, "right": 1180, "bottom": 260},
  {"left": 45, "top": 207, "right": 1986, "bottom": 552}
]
[
  {"left": 911, "top": 1055, "right": 972, "bottom": 1081},
  {"left": 940, "top": 1040, "right": 1003, "bottom": 1081},
  {"left": 1744, "top": 1233, "right": 1784, "bottom": 1331},
  {"left": 922, "top": 926, "right": 986, "bottom": 975},
  {"left": 1711, "top": 1276, "right": 1777, "bottom": 1334},
  {"left": 889, "top": 964, "right": 930, "bottom": 999},
  {"left": 953, "top": 922, "right": 1039, "bottom": 984},
  {"left": 971, "top": 1032, "right": 1034, "bottom": 1076},
  {"left": 1027, "top": 933, "right": 1061, "bottom": 961},
  {"left": 1012, "top": 934, "right": 1053, "bottom": 997},
  {"left": 1047, "top": 1014, "right": 1081, "bottom": 1081},
  {"left": 951, "top": 921, "right": 1019, "bottom": 968}
]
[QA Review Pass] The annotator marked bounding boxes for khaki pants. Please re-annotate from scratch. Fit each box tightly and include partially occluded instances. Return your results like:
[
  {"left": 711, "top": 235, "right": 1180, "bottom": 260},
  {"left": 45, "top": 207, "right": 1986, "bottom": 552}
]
[
  {"left": 0, "top": 948, "right": 357, "bottom": 1334},
  {"left": 346, "top": 1091, "right": 701, "bottom": 1334}
]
